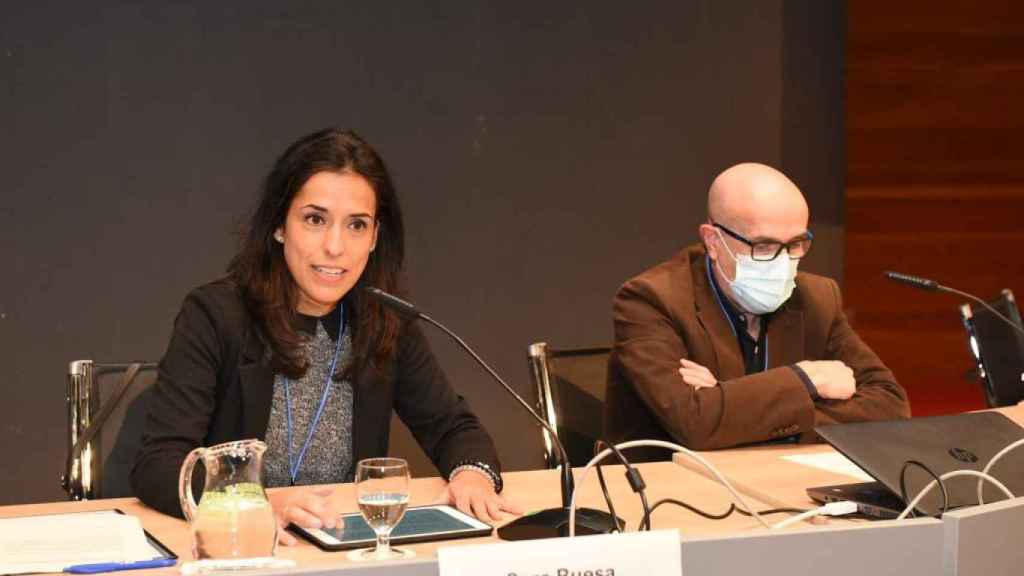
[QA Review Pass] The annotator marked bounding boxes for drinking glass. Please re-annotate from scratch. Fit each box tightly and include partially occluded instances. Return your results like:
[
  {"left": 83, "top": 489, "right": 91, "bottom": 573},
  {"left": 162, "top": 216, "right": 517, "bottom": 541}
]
[{"left": 349, "top": 457, "right": 412, "bottom": 561}]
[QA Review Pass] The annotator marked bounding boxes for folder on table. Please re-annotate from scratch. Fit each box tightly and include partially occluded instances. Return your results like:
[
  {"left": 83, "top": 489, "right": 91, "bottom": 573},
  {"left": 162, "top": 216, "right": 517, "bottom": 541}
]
[{"left": 0, "top": 509, "right": 176, "bottom": 575}]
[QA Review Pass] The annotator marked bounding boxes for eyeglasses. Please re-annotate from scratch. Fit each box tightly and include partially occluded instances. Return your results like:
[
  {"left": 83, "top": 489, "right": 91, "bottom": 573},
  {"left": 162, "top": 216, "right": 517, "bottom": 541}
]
[{"left": 712, "top": 222, "right": 813, "bottom": 261}]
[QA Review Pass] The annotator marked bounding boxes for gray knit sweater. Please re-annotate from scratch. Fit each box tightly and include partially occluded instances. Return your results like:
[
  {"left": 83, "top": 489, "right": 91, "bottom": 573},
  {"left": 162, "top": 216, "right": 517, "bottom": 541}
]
[{"left": 263, "top": 319, "right": 354, "bottom": 486}]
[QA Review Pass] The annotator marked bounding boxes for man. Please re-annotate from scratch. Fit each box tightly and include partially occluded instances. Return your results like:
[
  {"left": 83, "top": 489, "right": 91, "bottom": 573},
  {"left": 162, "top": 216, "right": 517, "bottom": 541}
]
[{"left": 605, "top": 163, "right": 910, "bottom": 456}]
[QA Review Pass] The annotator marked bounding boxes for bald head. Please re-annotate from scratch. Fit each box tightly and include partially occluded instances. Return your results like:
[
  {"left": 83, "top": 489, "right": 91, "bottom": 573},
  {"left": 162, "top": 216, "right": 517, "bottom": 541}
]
[
  {"left": 706, "top": 163, "right": 808, "bottom": 238},
  {"left": 699, "top": 164, "right": 811, "bottom": 305}
]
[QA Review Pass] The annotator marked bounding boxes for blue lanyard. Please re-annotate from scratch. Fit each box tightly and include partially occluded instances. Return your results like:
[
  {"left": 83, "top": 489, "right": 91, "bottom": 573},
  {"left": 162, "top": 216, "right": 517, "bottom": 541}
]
[
  {"left": 705, "top": 255, "right": 769, "bottom": 371},
  {"left": 283, "top": 307, "right": 345, "bottom": 485}
]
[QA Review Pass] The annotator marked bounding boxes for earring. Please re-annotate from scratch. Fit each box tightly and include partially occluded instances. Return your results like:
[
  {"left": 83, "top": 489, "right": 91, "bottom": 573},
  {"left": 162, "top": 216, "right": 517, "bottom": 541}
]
[{"left": 274, "top": 232, "right": 284, "bottom": 243}]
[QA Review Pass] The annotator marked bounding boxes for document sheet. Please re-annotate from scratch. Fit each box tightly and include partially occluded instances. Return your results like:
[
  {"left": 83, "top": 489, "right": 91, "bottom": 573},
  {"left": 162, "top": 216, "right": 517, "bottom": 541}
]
[
  {"left": 0, "top": 510, "right": 158, "bottom": 575},
  {"left": 781, "top": 452, "right": 875, "bottom": 482}
]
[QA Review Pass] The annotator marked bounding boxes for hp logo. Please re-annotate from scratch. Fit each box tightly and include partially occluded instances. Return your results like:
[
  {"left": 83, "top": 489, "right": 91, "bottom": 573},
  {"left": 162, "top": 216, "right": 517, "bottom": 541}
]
[{"left": 949, "top": 447, "right": 979, "bottom": 463}]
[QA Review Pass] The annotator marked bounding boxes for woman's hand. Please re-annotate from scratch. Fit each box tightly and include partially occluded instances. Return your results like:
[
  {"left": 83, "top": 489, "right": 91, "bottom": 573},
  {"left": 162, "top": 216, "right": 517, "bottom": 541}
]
[
  {"left": 268, "top": 486, "right": 337, "bottom": 546},
  {"left": 437, "top": 469, "right": 523, "bottom": 523}
]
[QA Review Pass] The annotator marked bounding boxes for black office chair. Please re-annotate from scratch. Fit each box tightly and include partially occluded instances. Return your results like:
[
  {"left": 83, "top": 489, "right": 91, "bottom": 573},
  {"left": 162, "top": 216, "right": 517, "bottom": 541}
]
[
  {"left": 62, "top": 360, "right": 158, "bottom": 500},
  {"left": 959, "top": 289, "right": 1024, "bottom": 407},
  {"left": 527, "top": 342, "right": 611, "bottom": 468}
]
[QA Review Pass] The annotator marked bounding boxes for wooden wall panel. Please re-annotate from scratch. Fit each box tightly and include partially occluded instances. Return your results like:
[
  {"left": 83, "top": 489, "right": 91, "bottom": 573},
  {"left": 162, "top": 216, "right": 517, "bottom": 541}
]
[{"left": 846, "top": 2, "right": 1024, "bottom": 416}]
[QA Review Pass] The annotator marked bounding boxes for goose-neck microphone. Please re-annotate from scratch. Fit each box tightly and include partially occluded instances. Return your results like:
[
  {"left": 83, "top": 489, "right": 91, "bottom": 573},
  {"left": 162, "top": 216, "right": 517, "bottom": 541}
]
[
  {"left": 884, "top": 271, "right": 1024, "bottom": 337},
  {"left": 364, "top": 286, "right": 620, "bottom": 540}
]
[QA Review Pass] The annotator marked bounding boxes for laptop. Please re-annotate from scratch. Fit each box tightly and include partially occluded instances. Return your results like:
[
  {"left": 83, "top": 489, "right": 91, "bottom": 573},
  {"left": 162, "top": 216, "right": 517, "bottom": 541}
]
[{"left": 806, "top": 412, "right": 1024, "bottom": 518}]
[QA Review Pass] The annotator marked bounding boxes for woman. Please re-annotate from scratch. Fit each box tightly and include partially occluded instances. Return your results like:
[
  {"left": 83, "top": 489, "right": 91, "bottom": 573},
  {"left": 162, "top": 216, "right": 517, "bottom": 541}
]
[{"left": 132, "top": 128, "right": 518, "bottom": 543}]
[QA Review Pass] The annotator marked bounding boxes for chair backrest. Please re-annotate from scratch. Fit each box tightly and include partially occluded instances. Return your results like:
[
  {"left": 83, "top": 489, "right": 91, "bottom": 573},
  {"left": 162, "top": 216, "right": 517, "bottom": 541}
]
[
  {"left": 63, "top": 360, "right": 158, "bottom": 500},
  {"left": 959, "top": 289, "right": 1024, "bottom": 407},
  {"left": 527, "top": 342, "right": 611, "bottom": 468}
]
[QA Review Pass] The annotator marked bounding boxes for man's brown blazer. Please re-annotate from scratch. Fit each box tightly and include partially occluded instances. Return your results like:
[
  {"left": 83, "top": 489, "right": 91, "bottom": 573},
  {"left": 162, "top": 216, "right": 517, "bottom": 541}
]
[{"left": 604, "top": 244, "right": 910, "bottom": 457}]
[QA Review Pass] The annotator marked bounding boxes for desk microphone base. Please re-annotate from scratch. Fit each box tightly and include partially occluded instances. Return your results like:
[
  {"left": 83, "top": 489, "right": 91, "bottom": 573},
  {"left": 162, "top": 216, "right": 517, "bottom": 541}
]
[{"left": 497, "top": 507, "right": 621, "bottom": 540}]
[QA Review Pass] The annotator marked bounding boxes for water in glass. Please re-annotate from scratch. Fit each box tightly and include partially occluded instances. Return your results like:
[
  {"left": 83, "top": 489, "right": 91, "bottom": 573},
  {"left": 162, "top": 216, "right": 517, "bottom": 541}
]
[{"left": 350, "top": 458, "right": 412, "bottom": 561}]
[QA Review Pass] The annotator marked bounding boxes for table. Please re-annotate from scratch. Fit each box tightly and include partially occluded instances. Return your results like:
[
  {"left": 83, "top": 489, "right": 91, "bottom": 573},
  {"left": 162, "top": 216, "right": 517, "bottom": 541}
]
[
  {"left": 0, "top": 462, "right": 775, "bottom": 575},
  {"left": 6, "top": 405, "right": 1021, "bottom": 575}
]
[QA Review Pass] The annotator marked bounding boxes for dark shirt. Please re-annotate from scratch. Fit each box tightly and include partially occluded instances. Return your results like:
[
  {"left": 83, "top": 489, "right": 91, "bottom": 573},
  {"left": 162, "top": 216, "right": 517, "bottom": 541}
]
[
  {"left": 295, "top": 304, "right": 343, "bottom": 342},
  {"left": 132, "top": 280, "right": 501, "bottom": 517},
  {"left": 705, "top": 256, "right": 819, "bottom": 400}
]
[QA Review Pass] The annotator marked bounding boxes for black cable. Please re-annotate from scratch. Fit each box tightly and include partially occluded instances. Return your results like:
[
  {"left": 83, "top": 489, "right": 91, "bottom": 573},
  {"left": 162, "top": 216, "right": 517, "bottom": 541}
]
[
  {"left": 899, "top": 459, "right": 949, "bottom": 518},
  {"left": 735, "top": 506, "right": 808, "bottom": 517},
  {"left": 644, "top": 498, "right": 735, "bottom": 524},
  {"left": 589, "top": 440, "right": 809, "bottom": 531},
  {"left": 594, "top": 439, "right": 648, "bottom": 531},
  {"left": 640, "top": 498, "right": 809, "bottom": 528},
  {"left": 596, "top": 440, "right": 637, "bottom": 481},
  {"left": 638, "top": 491, "right": 652, "bottom": 530},
  {"left": 594, "top": 458, "right": 624, "bottom": 532},
  {"left": 606, "top": 441, "right": 652, "bottom": 529}
]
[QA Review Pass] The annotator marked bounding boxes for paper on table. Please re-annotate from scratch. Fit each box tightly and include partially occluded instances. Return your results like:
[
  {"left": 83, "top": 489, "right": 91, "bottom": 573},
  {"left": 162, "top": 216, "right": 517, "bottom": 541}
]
[
  {"left": 782, "top": 452, "right": 875, "bottom": 482},
  {"left": 0, "top": 510, "right": 158, "bottom": 575}
]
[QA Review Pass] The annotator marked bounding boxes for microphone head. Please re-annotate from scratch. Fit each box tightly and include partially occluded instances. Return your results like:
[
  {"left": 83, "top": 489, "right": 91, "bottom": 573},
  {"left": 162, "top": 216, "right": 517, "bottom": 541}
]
[
  {"left": 363, "top": 286, "right": 423, "bottom": 319},
  {"left": 884, "top": 271, "right": 939, "bottom": 291}
]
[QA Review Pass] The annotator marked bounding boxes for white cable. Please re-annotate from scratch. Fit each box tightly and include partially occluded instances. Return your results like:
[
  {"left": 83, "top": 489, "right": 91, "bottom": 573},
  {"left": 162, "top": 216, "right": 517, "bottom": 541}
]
[
  {"left": 977, "top": 438, "right": 1024, "bottom": 505},
  {"left": 897, "top": 470, "right": 1014, "bottom": 520},
  {"left": 567, "top": 439, "right": 772, "bottom": 537},
  {"left": 769, "top": 500, "right": 858, "bottom": 530},
  {"left": 770, "top": 508, "right": 821, "bottom": 531}
]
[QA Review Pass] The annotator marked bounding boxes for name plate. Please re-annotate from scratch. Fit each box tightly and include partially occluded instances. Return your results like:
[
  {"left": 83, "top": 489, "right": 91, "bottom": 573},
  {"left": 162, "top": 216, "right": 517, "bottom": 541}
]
[{"left": 438, "top": 529, "right": 681, "bottom": 576}]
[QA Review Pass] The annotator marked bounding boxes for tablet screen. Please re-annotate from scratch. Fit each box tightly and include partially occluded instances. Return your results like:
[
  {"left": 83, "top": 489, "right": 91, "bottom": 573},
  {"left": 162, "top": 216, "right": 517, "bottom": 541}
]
[{"left": 296, "top": 505, "right": 492, "bottom": 550}]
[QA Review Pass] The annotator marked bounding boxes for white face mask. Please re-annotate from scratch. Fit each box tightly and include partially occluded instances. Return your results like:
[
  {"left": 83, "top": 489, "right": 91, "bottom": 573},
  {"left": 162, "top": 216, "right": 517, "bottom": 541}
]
[{"left": 714, "top": 229, "right": 798, "bottom": 315}]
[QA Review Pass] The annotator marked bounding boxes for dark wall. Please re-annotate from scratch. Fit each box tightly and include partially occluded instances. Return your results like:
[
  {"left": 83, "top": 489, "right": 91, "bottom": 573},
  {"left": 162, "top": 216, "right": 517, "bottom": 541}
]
[{"left": 0, "top": 2, "right": 844, "bottom": 505}]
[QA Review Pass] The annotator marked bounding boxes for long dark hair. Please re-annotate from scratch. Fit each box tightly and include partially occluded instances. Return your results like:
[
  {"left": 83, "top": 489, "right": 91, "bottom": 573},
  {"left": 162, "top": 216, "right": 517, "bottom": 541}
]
[{"left": 228, "top": 128, "right": 405, "bottom": 379}]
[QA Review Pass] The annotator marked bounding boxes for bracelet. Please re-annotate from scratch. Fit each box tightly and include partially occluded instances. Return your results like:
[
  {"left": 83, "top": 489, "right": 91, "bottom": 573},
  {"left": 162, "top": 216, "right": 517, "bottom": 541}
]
[{"left": 449, "top": 461, "right": 503, "bottom": 494}]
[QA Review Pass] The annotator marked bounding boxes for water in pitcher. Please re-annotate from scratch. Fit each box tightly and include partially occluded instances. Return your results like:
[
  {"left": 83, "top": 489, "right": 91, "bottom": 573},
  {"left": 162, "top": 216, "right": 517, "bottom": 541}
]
[{"left": 192, "top": 483, "right": 277, "bottom": 559}]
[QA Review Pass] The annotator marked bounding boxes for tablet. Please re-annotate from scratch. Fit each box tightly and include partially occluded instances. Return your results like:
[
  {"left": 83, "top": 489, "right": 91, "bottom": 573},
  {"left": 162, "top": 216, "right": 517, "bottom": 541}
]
[{"left": 290, "top": 505, "right": 493, "bottom": 551}]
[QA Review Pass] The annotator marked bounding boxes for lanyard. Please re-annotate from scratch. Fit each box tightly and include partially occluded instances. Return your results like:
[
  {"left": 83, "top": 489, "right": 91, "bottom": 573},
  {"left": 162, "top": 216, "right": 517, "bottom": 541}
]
[
  {"left": 283, "top": 307, "right": 345, "bottom": 486},
  {"left": 705, "top": 255, "right": 770, "bottom": 371}
]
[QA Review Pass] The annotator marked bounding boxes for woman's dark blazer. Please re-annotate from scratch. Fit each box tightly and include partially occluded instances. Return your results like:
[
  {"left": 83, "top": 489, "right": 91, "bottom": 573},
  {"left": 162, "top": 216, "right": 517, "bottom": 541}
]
[{"left": 131, "top": 280, "right": 500, "bottom": 518}]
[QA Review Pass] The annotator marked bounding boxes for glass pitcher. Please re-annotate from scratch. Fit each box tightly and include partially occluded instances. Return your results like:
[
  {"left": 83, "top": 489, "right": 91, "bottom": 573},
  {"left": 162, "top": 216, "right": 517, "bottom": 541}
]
[{"left": 178, "top": 439, "right": 278, "bottom": 561}]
